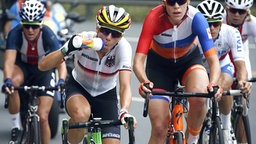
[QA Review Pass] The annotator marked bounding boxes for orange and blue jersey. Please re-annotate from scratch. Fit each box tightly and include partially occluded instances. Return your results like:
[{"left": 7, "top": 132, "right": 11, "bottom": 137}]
[{"left": 136, "top": 5, "right": 217, "bottom": 61}]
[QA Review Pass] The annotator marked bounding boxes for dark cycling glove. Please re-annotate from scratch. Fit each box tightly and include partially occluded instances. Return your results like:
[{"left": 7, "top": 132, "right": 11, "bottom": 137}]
[
  {"left": 1, "top": 78, "right": 14, "bottom": 93},
  {"left": 56, "top": 79, "right": 65, "bottom": 93},
  {"left": 61, "top": 35, "right": 82, "bottom": 56}
]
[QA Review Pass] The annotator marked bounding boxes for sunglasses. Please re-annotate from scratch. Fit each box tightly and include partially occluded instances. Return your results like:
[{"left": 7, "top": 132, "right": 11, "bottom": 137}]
[
  {"left": 99, "top": 28, "right": 122, "bottom": 38},
  {"left": 229, "top": 8, "right": 247, "bottom": 15},
  {"left": 23, "top": 24, "right": 40, "bottom": 29},
  {"left": 166, "top": 0, "right": 187, "bottom": 6},
  {"left": 208, "top": 22, "right": 222, "bottom": 28}
]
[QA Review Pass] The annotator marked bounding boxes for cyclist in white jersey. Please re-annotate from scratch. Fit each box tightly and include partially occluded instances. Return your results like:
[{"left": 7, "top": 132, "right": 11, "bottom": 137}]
[
  {"left": 38, "top": 5, "right": 137, "bottom": 144},
  {"left": 224, "top": 0, "right": 255, "bottom": 143},
  {"left": 224, "top": 0, "right": 255, "bottom": 79},
  {"left": 197, "top": 1, "right": 252, "bottom": 144}
]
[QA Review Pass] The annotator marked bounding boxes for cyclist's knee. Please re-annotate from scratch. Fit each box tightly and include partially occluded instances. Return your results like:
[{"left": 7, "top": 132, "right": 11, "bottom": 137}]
[
  {"left": 71, "top": 108, "right": 91, "bottom": 122},
  {"left": 12, "top": 77, "right": 23, "bottom": 86},
  {"left": 189, "top": 98, "right": 205, "bottom": 108},
  {"left": 152, "top": 123, "right": 168, "bottom": 138},
  {"left": 39, "top": 113, "right": 49, "bottom": 125}
]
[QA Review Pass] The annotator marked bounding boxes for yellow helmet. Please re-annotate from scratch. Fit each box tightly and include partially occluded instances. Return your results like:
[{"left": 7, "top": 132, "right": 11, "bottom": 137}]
[{"left": 96, "top": 5, "right": 131, "bottom": 33}]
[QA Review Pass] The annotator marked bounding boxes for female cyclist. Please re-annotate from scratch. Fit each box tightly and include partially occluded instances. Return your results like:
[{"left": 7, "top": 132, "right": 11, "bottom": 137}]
[
  {"left": 133, "top": 0, "right": 222, "bottom": 143},
  {"left": 38, "top": 5, "right": 137, "bottom": 144},
  {"left": 197, "top": 0, "right": 252, "bottom": 143},
  {"left": 1, "top": 0, "right": 67, "bottom": 143}
]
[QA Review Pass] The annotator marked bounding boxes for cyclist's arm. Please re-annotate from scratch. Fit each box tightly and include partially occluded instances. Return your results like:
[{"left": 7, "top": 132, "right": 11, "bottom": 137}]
[
  {"left": 4, "top": 21, "right": 12, "bottom": 37},
  {"left": 205, "top": 54, "right": 221, "bottom": 84},
  {"left": 234, "top": 60, "right": 247, "bottom": 81},
  {"left": 193, "top": 13, "right": 220, "bottom": 84},
  {"left": 38, "top": 49, "right": 64, "bottom": 71},
  {"left": 119, "top": 70, "right": 132, "bottom": 111},
  {"left": 56, "top": 60, "right": 67, "bottom": 81},
  {"left": 133, "top": 53, "right": 149, "bottom": 83},
  {"left": 228, "top": 27, "right": 247, "bottom": 81},
  {"left": 133, "top": 8, "right": 156, "bottom": 84},
  {"left": 3, "top": 50, "right": 17, "bottom": 79}
]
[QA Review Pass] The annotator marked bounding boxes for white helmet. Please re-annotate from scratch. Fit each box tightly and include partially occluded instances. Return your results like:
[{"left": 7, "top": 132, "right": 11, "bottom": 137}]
[
  {"left": 197, "top": 0, "right": 225, "bottom": 22},
  {"left": 225, "top": 0, "right": 253, "bottom": 9},
  {"left": 19, "top": 0, "right": 46, "bottom": 23}
]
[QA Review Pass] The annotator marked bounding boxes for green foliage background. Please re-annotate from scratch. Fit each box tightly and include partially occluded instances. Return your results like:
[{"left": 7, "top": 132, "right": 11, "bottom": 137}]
[
  {"left": 63, "top": 4, "right": 153, "bottom": 22},
  {"left": 64, "top": 3, "right": 256, "bottom": 23}
]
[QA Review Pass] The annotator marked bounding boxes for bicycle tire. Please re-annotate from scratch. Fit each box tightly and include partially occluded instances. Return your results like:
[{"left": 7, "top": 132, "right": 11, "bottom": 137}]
[
  {"left": 198, "top": 120, "right": 210, "bottom": 144},
  {"left": 165, "top": 134, "right": 170, "bottom": 144},
  {"left": 209, "top": 116, "right": 224, "bottom": 144},
  {"left": 49, "top": 93, "right": 59, "bottom": 138},
  {"left": 232, "top": 113, "right": 251, "bottom": 144},
  {"left": 82, "top": 137, "right": 88, "bottom": 144},
  {"left": 61, "top": 119, "right": 69, "bottom": 144},
  {"left": 174, "top": 131, "right": 183, "bottom": 144},
  {"left": 29, "top": 116, "right": 40, "bottom": 144},
  {"left": 83, "top": 136, "right": 96, "bottom": 144},
  {"left": 165, "top": 131, "right": 183, "bottom": 144}
]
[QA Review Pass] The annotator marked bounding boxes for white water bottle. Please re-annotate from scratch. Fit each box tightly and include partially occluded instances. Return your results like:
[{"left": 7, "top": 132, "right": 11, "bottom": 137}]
[{"left": 72, "top": 36, "right": 104, "bottom": 51}]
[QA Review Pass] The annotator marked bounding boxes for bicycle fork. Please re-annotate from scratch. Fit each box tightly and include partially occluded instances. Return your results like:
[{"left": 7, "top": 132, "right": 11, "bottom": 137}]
[{"left": 25, "top": 97, "right": 40, "bottom": 144}]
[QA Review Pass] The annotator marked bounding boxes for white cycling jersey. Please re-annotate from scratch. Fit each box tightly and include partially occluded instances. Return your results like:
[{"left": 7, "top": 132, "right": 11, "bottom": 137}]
[
  {"left": 223, "top": 13, "right": 256, "bottom": 78},
  {"left": 200, "top": 23, "right": 245, "bottom": 72},
  {"left": 71, "top": 37, "right": 132, "bottom": 97}
]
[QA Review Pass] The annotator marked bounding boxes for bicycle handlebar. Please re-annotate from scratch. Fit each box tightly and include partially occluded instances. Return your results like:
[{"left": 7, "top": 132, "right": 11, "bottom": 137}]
[
  {"left": 4, "top": 85, "right": 59, "bottom": 108},
  {"left": 233, "top": 77, "right": 256, "bottom": 83},
  {"left": 69, "top": 119, "right": 122, "bottom": 129},
  {"left": 143, "top": 89, "right": 243, "bottom": 117},
  {"left": 152, "top": 90, "right": 242, "bottom": 97},
  {"left": 66, "top": 117, "right": 135, "bottom": 144},
  {"left": 13, "top": 85, "right": 59, "bottom": 91}
]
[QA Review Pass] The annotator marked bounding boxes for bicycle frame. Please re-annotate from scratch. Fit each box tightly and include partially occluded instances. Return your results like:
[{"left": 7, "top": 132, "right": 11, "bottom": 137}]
[
  {"left": 167, "top": 96, "right": 187, "bottom": 144},
  {"left": 143, "top": 86, "right": 239, "bottom": 144},
  {"left": 61, "top": 117, "right": 135, "bottom": 144},
  {"left": 24, "top": 89, "right": 41, "bottom": 144},
  {"left": 5, "top": 86, "right": 58, "bottom": 144},
  {"left": 199, "top": 94, "right": 224, "bottom": 144},
  {"left": 232, "top": 94, "right": 251, "bottom": 143},
  {"left": 144, "top": 88, "right": 210, "bottom": 144},
  {"left": 231, "top": 78, "right": 256, "bottom": 144}
]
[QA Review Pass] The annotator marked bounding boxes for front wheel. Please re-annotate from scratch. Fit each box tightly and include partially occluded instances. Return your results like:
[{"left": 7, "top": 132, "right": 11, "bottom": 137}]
[
  {"left": 198, "top": 119, "right": 210, "bottom": 144},
  {"left": 29, "top": 116, "right": 40, "bottom": 144},
  {"left": 61, "top": 119, "right": 69, "bottom": 144},
  {"left": 232, "top": 114, "right": 251, "bottom": 144},
  {"left": 173, "top": 131, "right": 183, "bottom": 144},
  {"left": 209, "top": 116, "right": 224, "bottom": 144},
  {"left": 165, "top": 131, "right": 183, "bottom": 144},
  {"left": 49, "top": 93, "right": 59, "bottom": 138}
]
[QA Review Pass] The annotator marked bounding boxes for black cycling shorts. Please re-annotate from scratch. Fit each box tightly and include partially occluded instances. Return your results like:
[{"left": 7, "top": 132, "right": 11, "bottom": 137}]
[
  {"left": 16, "top": 59, "right": 55, "bottom": 97},
  {"left": 146, "top": 47, "right": 204, "bottom": 91},
  {"left": 65, "top": 76, "right": 120, "bottom": 139}
]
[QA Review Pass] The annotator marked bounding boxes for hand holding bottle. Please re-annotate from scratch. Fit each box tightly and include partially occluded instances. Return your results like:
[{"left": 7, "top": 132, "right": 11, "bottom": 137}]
[
  {"left": 77, "top": 31, "right": 104, "bottom": 50},
  {"left": 61, "top": 31, "right": 104, "bottom": 56}
]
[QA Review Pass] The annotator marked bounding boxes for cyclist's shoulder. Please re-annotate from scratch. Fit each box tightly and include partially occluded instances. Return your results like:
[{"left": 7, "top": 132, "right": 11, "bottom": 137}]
[
  {"left": 244, "top": 14, "right": 256, "bottom": 28},
  {"left": 187, "top": 5, "right": 204, "bottom": 20},
  {"left": 114, "top": 37, "right": 132, "bottom": 55},
  {"left": 145, "top": 5, "right": 165, "bottom": 21},
  {"left": 40, "top": 25, "right": 59, "bottom": 43},
  {"left": 189, "top": 6, "right": 208, "bottom": 30},
  {"left": 41, "top": 25, "right": 55, "bottom": 34},
  {"left": 220, "top": 24, "right": 240, "bottom": 36},
  {"left": 118, "top": 37, "right": 131, "bottom": 48},
  {"left": 7, "top": 24, "right": 22, "bottom": 39}
]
